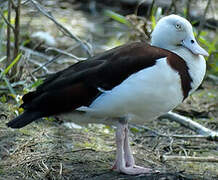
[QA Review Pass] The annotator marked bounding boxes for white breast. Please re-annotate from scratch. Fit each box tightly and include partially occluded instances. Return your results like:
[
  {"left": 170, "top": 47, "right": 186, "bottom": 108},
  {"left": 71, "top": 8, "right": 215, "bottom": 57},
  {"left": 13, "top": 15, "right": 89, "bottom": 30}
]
[
  {"left": 172, "top": 48, "right": 206, "bottom": 95},
  {"left": 84, "top": 58, "right": 184, "bottom": 123}
]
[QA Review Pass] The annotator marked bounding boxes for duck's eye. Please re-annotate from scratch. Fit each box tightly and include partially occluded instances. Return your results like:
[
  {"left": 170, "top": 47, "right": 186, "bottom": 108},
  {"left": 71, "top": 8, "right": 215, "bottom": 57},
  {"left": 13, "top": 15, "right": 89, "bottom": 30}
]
[{"left": 175, "top": 24, "right": 182, "bottom": 30}]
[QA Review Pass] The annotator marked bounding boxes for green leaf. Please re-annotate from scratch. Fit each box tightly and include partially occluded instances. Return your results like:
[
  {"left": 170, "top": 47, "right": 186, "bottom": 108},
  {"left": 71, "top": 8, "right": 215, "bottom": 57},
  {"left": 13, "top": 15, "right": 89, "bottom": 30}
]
[
  {"left": 0, "top": 95, "right": 7, "bottom": 103},
  {"left": 22, "top": 39, "right": 31, "bottom": 46},
  {"left": 30, "top": 79, "right": 43, "bottom": 89},
  {"left": 130, "top": 127, "right": 140, "bottom": 133},
  {"left": 198, "top": 36, "right": 211, "bottom": 47},
  {"left": 104, "top": 10, "right": 131, "bottom": 27},
  {"left": 0, "top": 53, "right": 22, "bottom": 78},
  {"left": 183, "top": 8, "right": 187, "bottom": 17},
  {"left": 151, "top": 15, "right": 156, "bottom": 30}
]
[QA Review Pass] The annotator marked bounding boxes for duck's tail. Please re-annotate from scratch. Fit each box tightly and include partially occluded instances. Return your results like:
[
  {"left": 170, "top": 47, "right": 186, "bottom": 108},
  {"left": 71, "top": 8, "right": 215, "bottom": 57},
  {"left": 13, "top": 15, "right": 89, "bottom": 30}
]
[{"left": 6, "top": 111, "right": 43, "bottom": 128}]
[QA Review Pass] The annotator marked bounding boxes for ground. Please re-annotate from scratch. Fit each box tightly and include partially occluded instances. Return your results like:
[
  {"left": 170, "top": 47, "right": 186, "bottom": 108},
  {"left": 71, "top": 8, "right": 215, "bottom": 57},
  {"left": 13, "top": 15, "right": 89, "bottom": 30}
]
[
  {"left": 0, "top": 0, "right": 218, "bottom": 180},
  {"left": 0, "top": 81, "right": 217, "bottom": 179}
]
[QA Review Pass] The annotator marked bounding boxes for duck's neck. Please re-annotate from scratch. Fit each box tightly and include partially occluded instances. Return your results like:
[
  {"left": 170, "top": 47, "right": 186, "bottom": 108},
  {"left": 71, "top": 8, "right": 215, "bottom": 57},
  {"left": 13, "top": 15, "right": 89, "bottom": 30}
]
[{"left": 172, "top": 47, "right": 206, "bottom": 95}]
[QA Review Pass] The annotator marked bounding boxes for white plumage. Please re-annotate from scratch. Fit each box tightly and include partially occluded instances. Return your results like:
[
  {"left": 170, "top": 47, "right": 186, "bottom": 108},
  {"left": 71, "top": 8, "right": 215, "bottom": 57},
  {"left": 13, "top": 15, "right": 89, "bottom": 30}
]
[
  {"left": 88, "top": 58, "right": 184, "bottom": 123},
  {"left": 172, "top": 48, "right": 206, "bottom": 95}
]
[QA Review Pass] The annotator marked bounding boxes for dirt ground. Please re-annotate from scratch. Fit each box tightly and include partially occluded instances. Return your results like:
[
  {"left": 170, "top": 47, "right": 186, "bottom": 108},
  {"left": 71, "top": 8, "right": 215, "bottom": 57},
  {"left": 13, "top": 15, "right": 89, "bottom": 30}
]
[
  {"left": 0, "top": 1, "right": 218, "bottom": 180},
  {"left": 0, "top": 81, "right": 218, "bottom": 180}
]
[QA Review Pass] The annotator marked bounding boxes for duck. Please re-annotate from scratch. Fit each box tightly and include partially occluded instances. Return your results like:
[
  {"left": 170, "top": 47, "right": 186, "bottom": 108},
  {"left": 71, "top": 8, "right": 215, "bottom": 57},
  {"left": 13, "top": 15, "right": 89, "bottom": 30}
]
[{"left": 7, "top": 14, "right": 208, "bottom": 175}]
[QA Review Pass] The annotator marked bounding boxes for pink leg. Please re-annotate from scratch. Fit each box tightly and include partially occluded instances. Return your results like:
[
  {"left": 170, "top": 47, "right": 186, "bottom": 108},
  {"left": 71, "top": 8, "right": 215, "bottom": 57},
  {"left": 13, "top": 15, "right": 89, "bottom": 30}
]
[
  {"left": 123, "top": 123, "right": 135, "bottom": 167},
  {"left": 112, "top": 122, "right": 125, "bottom": 170},
  {"left": 112, "top": 121, "right": 153, "bottom": 175}
]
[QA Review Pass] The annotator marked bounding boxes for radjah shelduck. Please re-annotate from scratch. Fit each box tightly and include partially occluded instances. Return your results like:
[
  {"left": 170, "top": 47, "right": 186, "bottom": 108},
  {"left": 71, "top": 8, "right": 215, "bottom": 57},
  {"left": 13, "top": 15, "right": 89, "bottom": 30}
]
[{"left": 7, "top": 15, "right": 208, "bottom": 175}]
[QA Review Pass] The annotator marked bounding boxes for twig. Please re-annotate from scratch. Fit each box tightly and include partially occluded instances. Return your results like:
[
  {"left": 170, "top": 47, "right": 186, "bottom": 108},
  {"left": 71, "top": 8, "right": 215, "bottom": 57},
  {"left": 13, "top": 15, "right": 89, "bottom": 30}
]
[
  {"left": 163, "top": 134, "right": 216, "bottom": 139},
  {"left": 6, "top": 0, "right": 12, "bottom": 68},
  {"left": 46, "top": 47, "right": 87, "bottom": 61},
  {"left": 41, "top": 160, "right": 49, "bottom": 171},
  {"left": 159, "top": 111, "right": 218, "bottom": 141},
  {"left": 0, "top": 7, "right": 15, "bottom": 32},
  {"left": 131, "top": 124, "right": 217, "bottom": 140},
  {"left": 167, "top": 0, "right": 177, "bottom": 14},
  {"left": 71, "top": 148, "right": 96, "bottom": 153},
  {"left": 185, "top": 0, "right": 192, "bottom": 20},
  {"left": 197, "top": 0, "right": 211, "bottom": 38},
  {"left": 31, "top": 54, "right": 61, "bottom": 74},
  {"left": 21, "top": 0, "right": 30, "bottom": 5},
  {"left": 0, "top": 68, "right": 16, "bottom": 95},
  {"left": 21, "top": 45, "right": 53, "bottom": 61},
  {"left": 0, "top": 80, "right": 26, "bottom": 90},
  {"left": 28, "top": 58, "right": 51, "bottom": 74},
  {"left": 161, "top": 155, "right": 218, "bottom": 163},
  {"left": 2, "top": 41, "right": 53, "bottom": 61},
  {"left": 3, "top": 77, "right": 16, "bottom": 95},
  {"left": 0, "top": 56, "right": 6, "bottom": 63},
  {"left": 132, "top": 110, "right": 218, "bottom": 141},
  {"left": 9, "top": 0, "right": 16, "bottom": 9},
  {"left": 59, "top": 163, "right": 63, "bottom": 175},
  {"left": 32, "top": 44, "right": 81, "bottom": 74},
  {"left": 134, "top": 0, "right": 144, "bottom": 16},
  {"left": 29, "top": 0, "right": 93, "bottom": 57},
  {"left": 13, "top": 0, "right": 21, "bottom": 59}
]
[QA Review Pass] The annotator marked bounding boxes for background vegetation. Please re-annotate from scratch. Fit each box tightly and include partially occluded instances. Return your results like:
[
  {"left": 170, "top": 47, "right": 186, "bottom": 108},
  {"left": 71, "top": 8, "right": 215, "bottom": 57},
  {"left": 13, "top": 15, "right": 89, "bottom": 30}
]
[{"left": 0, "top": 0, "right": 217, "bottom": 179}]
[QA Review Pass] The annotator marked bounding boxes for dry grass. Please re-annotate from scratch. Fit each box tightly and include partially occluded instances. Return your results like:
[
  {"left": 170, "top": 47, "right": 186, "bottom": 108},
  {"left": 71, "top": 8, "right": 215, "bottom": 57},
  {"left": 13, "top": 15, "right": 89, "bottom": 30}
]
[{"left": 0, "top": 82, "right": 218, "bottom": 179}]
